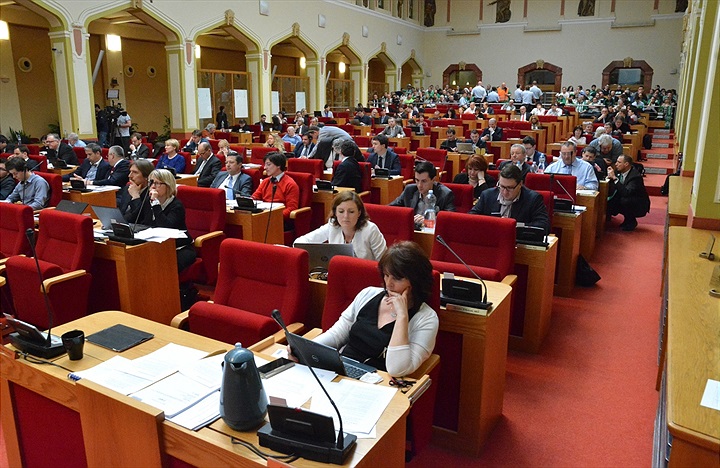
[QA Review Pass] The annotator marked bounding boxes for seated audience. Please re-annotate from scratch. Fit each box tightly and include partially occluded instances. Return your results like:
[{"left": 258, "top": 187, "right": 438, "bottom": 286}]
[
  {"left": 452, "top": 155, "right": 496, "bottom": 199},
  {"left": 192, "top": 142, "right": 222, "bottom": 187},
  {"left": 67, "top": 132, "right": 86, "bottom": 148},
  {"left": 544, "top": 141, "right": 598, "bottom": 190},
  {"left": 294, "top": 191, "right": 386, "bottom": 261},
  {"left": 331, "top": 140, "right": 364, "bottom": 192},
  {"left": 440, "top": 128, "right": 460, "bottom": 152},
  {"left": 5, "top": 157, "right": 50, "bottom": 210},
  {"left": 581, "top": 145, "right": 608, "bottom": 180},
  {"left": 378, "top": 117, "right": 406, "bottom": 138},
  {"left": 63, "top": 143, "right": 111, "bottom": 183},
  {"left": 119, "top": 159, "right": 154, "bottom": 219},
  {"left": 522, "top": 136, "right": 546, "bottom": 166},
  {"left": 210, "top": 153, "right": 253, "bottom": 198},
  {"left": 588, "top": 133, "right": 624, "bottom": 164},
  {"left": 265, "top": 132, "right": 285, "bottom": 151},
  {"left": 45, "top": 133, "right": 78, "bottom": 166},
  {"left": 128, "top": 132, "right": 149, "bottom": 159},
  {"left": 217, "top": 139, "right": 239, "bottom": 158},
  {"left": 94, "top": 145, "right": 130, "bottom": 188},
  {"left": 480, "top": 118, "right": 503, "bottom": 144},
  {"left": 11, "top": 146, "right": 39, "bottom": 171},
  {"left": 282, "top": 126, "right": 302, "bottom": 147},
  {"left": 308, "top": 241, "right": 439, "bottom": 377},
  {"left": 466, "top": 129, "right": 484, "bottom": 152},
  {"left": 607, "top": 155, "right": 651, "bottom": 231},
  {"left": 0, "top": 158, "right": 16, "bottom": 199},
  {"left": 568, "top": 126, "right": 587, "bottom": 145},
  {"left": 231, "top": 119, "right": 251, "bottom": 133},
  {"left": 293, "top": 133, "right": 315, "bottom": 158},
  {"left": 367, "top": 134, "right": 401, "bottom": 176},
  {"left": 157, "top": 139, "right": 186, "bottom": 174},
  {"left": 498, "top": 144, "right": 536, "bottom": 180},
  {"left": 469, "top": 164, "right": 550, "bottom": 235},
  {"left": 390, "top": 161, "right": 456, "bottom": 227},
  {"left": 251, "top": 151, "right": 300, "bottom": 224},
  {"left": 255, "top": 114, "right": 270, "bottom": 132},
  {"left": 182, "top": 129, "right": 208, "bottom": 154}
]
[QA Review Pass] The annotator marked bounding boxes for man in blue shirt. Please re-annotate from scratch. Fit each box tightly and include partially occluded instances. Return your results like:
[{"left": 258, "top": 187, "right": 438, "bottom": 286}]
[
  {"left": 544, "top": 141, "right": 599, "bottom": 190},
  {"left": 5, "top": 158, "right": 50, "bottom": 210}
]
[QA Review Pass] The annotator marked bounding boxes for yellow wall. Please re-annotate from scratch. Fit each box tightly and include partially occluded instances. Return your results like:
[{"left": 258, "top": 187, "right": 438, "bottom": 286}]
[
  {"left": 271, "top": 55, "right": 299, "bottom": 76},
  {"left": 199, "top": 48, "right": 247, "bottom": 72},
  {"left": 121, "top": 38, "right": 169, "bottom": 134},
  {"left": 9, "top": 24, "right": 58, "bottom": 139}
]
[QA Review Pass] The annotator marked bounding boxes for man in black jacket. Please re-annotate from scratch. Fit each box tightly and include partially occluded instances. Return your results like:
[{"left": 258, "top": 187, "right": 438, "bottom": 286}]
[
  {"left": 469, "top": 164, "right": 550, "bottom": 235},
  {"left": 331, "top": 140, "right": 363, "bottom": 193},
  {"left": 606, "top": 154, "right": 650, "bottom": 231},
  {"left": 193, "top": 142, "right": 222, "bottom": 187},
  {"left": 390, "top": 161, "right": 455, "bottom": 227},
  {"left": 45, "top": 133, "right": 78, "bottom": 166},
  {"left": 63, "top": 143, "right": 111, "bottom": 182}
]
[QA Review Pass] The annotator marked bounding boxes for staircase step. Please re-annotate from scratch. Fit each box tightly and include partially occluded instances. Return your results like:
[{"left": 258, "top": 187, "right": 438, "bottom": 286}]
[
  {"left": 652, "top": 128, "right": 672, "bottom": 135},
  {"left": 641, "top": 158, "right": 675, "bottom": 175},
  {"left": 645, "top": 173, "right": 667, "bottom": 197},
  {"left": 651, "top": 142, "right": 674, "bottom": 149}
]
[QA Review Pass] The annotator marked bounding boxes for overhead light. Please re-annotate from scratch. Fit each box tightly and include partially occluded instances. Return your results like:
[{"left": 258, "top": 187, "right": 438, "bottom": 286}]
[
  {"left": 107, "top": 34, "right": 122, "bottom": 51},
  {"left": 0, "top": 21, "right": 9, "bottom": 41},
  {"left": 195, "top": 45, "right": 201, "bottom": 59},
  {"left": 452, "top": 80, "right": 456, "bottom": 86},
  {"left": 300, "top": 56, "right": 306, "bottom": 69},
  {"left": 338, "top": 62, "right": 346, "bottom": 74}
]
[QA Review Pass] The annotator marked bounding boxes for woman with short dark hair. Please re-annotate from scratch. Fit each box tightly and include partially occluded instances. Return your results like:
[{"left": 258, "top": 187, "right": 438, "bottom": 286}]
[{"left": 453, "top": 155, "right": 496, "bottom": 198}]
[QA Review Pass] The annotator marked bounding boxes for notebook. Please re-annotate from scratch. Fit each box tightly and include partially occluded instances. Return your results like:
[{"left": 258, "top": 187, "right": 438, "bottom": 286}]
[
  {"left": 294, "top": 242, "right": 355, "bottom": 274},
  {"left": 86, "top": 324, "right": 154, "bottom": 352}
]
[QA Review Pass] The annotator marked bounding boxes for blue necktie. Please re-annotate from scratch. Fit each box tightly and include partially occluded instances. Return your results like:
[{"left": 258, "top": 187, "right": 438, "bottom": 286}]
[{"left": 226, "top": 175, "right": 234, "bottom": 200}]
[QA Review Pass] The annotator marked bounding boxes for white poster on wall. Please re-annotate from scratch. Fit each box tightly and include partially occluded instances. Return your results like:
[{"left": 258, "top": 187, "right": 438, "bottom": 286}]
[
  {"left": 197, "top": 88, "right": 212, "bottom": 119},
  {"left": 295, "top": 92, "right": 306, "bottom": 112},
  {"left": 271, "top": 91, "right": 280, "bottom": 115},
  {"left": 233, "top": 89, "right": 249, "bottom": 118}
]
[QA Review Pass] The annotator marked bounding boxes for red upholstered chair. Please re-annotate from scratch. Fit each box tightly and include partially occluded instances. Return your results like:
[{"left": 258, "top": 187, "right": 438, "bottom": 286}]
[
  {"left": 5, "top": 210, "right": 94, "bottom": 328},
  {"left": 178, "top": 152, "right": 194, "bottom": 173},
  {"left": 399, "top": 154, "right": 415, "bottom": 181},
  {"left": 186, "top": 239, "right": 308, "bottom": 346},
  {"left": 26, "top": 144, "right": 41, "bottom": 155},
  {"left": 176, "top": 185, "right": 226, "bottom": 286},
  {"left": 416, "top": 148, "right": 447, "bottom": 170},
  {"left": 208, "top": 139, "right": 220, "bottom": 152},
  {"left": 241, "top": 167, "right": 261, "bottom": 191},
  {"left": 364, "top": 204, "right": 414, "bottom": 246},
  {"left": 358, "top": 161, "right": 372, "bottom": 201},
  {"left": 0, "top": 203, "right": 33, "bottom": 259},
  {"left": 393, "top": 146, "right": 408, "bottom": 154},
  {"left": 287, "top": 157, "right": 323, "bottom": 180},
  {"left": 250, "top": 146, "right": 276, "bottom": 165},
  {"left": 524, "top": 173, "right": 577, "bottom": 202},
  {"left": 431, "top": 211, "right": 516, "bottom": 283},
  {"left": 443, "top": 183, "right": 474, "bottom": 213},
  {"left": 536, "top": 189, "right": 554, "bottom": 220},
  {"left": 284, "top": 171, "right": 314, "bottom": 246},
  {"left": 72, "top": 147, "right": 86, "bottom": 164},
  {"left": 353, "top": 135, "right": 371, "bottom": 147},
  {"left": 34, "top": 172, "right": 63, "bottom": 207},
  {"left": 28, "top": 154, "right": 48, "bottom": 172}
]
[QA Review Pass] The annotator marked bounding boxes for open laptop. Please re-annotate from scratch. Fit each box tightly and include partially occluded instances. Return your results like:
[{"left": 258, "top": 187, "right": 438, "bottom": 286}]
[
  {"left": 455, "top": 142, "right": 475, "bottom": 154},
  {"left": 91, "top": 205, "right": 149, "bottom": 232},
  {"left": 55, "top": 199, "right": 88, "bottom": 215},
  {"left": 284, "top": 330, "right": 376, "bottom": 379},
  {"left": 516, "top": 225, "right": 548, "bottom": 248},
  {"left": 294, "top": 243, "right": 354, "bottom": 274}
]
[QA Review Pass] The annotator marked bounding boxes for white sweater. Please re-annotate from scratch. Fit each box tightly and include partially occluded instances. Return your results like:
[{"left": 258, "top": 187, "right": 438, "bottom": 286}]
[
  {"left": 294, "top": 221, "right": 387, "bottom": 261},
  {"left": 314, "top": 287, "right": 439, "bottom": 376}
]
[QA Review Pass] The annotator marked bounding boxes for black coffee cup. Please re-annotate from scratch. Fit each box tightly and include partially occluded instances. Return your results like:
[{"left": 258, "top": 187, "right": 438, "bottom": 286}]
[{"left": 62, "top": 330, "right": 85, "bottom": 360}]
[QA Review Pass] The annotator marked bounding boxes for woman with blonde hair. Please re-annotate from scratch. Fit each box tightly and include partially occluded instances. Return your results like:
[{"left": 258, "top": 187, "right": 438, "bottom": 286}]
[
  {"left": 156, "top": 139, "right": 186, "bottom": 174},
  {"left": 264, "top": 132, "right": 285, "bottom": 151}
]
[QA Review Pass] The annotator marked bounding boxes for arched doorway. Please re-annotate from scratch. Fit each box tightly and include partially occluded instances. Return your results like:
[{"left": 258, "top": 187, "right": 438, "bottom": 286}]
[
  {"left": 518, "top": 61, "right": 563, "bottom": 99},
  {"left": 602, "top": 58, "right": 653, "bottom": 91},
  {"left": 325, "top": 36, "right": 361, "bottom": 112},
  {"left": 400, "top": 53, "right": 423, "bottom": 90},
  {"left": 270, "top": 27, "right": 318, "bottom": 115},
  {"left": 442, "top": 63, "right": 482, "bottom": 90},
  {"left": 368, "top": 47, "right": 396, "bottom": 104}
]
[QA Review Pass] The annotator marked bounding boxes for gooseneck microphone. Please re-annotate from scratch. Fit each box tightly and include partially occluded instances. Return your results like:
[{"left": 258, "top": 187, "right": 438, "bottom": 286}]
[
  {"left": 25, "top": 228, "right": 55, "bottom": 347},
  {"left": 435, "top": 235, "right": 492, "bottom": 308},
  {"left": 549, "top": 173, "right": 576, "bottom": 206},
  {"left": 131, "top": 183, "right": 151, "bottom": 229},
  {"left": 263, "top": 178, "right": 278, "bottom": 244},
  {"left": 270, "top": 310, "right": 348, "bottom": 452}
]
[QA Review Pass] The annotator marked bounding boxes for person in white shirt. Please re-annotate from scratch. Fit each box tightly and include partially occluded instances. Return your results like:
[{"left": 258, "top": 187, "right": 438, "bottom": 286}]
[
  {"left": 544, "top": 141, "right": 599, "bottom": 190},
  {"left": 530, "top": 103, "right": 545, "bottom": 116},
  {"left": 294, "top": 191, "right": 387, "bottom": 261}
]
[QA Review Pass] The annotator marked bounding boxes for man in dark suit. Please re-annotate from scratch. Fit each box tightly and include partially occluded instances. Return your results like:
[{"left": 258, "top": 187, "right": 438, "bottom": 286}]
[
  {"left": 63, "top": 143, "right": 111, "bottom": 182},
  {"left": 440, "top": 128, "right": 460, "bottom": 152},
  {"left": 331, "top": 140, "right": 363, "bottom": 192},
  {"left": 390, "top": 161, "right": 455, "bottom": 226},
  {"left": 210, "top": 153, "right": 252, "bottom": 198},
  {"left": 255, "top": 114, "right": 270, "bottom": 132},
  {"left": 498, "top": 144, "right": 536, "bottom": 180},
  {"left": 469, "top": 164, "right": 550, "bottom": 235},
  {"left": 294, "top": 117, "right": 309, "bottom": 136},
  {"left": 356, "top": 109, "right": 372, "bottom": 126},
  {"left": 94, "top": 145, "right": 130, "bottom": 188},
  {"left": 293, "top": 133, "right": 315, "bottom": 158},
  {"left": 0, "top": 158, "right": 16, "bottom": 200},
  {"left": 193, "top": 142, "right": 222, "bottom": 187},
  {"left": 606, "top": 154, "right": 650, "bottom": 231},
  {"left": 366, "top": 134, "right": 401, "bottom": 175},
  {"left": 480, "top": 118, "right": 503, "bottom": 145},
  {"left": 45, "top": 133, "right": 78, "bottom": 166},
  {"left": 516, "top": 105, "right": 532, "bottom": 122},
  {"left": 182, "top": 129, "right": 208, "bottom": 154},
  {"left": 11, "top": 146, "right": 39, "bottom": 171},
  {"left": 128, "top": 133, "right": 149, "bottom": 159}
]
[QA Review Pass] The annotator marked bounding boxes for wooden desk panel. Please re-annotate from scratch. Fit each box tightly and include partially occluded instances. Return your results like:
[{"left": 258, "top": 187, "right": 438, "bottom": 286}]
[
  {"left": 229, "top": 132, "right": 253, "bottom": 144},
  {"left": 64, "top": 188, "right": 118, "bottom": 208},
  {"left": 552, "top": 211, "right": 583, "bottom": 297},
  {"left": 576, "top": 191, "right": 598, "bottom": 260},
  {"left": 225, "top": 206, "right": 284, "bottom": 244},
  {"left": 176, "top": 174, "right": 199, "bottom": 186},
  {"left": 311, "top": 187, "right": 354, "bottom": 229},
  {"left": 370, "top": 176, "right": 404, "bottom": 205},
  {"left": 388, "top": 137, "right": 410, "bottom": 151},
  {"left": 411, "top": 134, "right": 431, "bottom": 151},
  {"left": 596, "top": 180, "right": 609, "bottom": 239},
  {"left": 667, "top": 176, "right": 693, "bottom": 227}
]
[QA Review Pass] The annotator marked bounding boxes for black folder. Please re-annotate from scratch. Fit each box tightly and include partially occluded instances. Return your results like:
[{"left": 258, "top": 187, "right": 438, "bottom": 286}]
[{"left": 86, "top": 324, "right": 154, "bottom": 352}]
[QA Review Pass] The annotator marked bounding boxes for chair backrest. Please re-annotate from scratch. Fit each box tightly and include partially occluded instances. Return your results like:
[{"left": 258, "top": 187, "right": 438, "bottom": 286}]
[
  {"left": 393, "top": 146, "right": 408, "bottom": 154},
  {"left": 34, "top": 172, "right": 63, "bottom": 207},
  {"left": 179, "top": 152, "right": 193, "bottom": 174},
  {"left": 322, "top": 256, "right": 381, "bottom": 330},
  {"left": 536, "top": 189, "right": 554, "bottom": 220},
  {"left": 364, "top": 204, "right": 414, "bottom": 247},
  {"left": 286, "top": 158, "right": 323, "bottom": 179},
  {"left": 28, "top": 154, "right": 48, "bottom": 172},
  {"left": 443, "top": 183, "right": 474, "bottom": 213},
  {"left": 37, "top": 209, "right": 94, "bottom": 272},
  {"left": 432, "top": 211, "right": 516, "bottom": 280},
  {"left": 416, "top": 148, "right": 447, "bottom": 166},
  {"left": 176, "top": 185, "right": 226, "bottom": 239},
  {"left": 241, "top": 167, "right": 261, "bottom": 191},
  {"left": 353, "top": 135, "right": 371, "bottom": 147},
  {"left": 214, "top": 239, "right": 309, "bottom": 325},
  {"left": 524, "top": 173, "right": 577, "bottom": 201},
  {"left": 72, "top": 147, "right": 86, "bottom": 165},
  {"left": 250, "top": 146, "right": 276, "bottom": 165},
  {"left": 284, "top": 171, "right": 314, "bottom": 209},
  {"left": 358, "top": 161, "right": 372, "bottom": 192},
  {"left": 0, "top": 203, "right": 33, "bottom": 258},
  {"left": 398, "top": 154, "right": 415, "bottom": 180}
]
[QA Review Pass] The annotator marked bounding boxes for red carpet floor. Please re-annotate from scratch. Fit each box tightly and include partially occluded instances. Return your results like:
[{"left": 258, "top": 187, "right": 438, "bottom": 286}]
[{"left": 0, "top": 198, "right": 669, "bottom": 468}]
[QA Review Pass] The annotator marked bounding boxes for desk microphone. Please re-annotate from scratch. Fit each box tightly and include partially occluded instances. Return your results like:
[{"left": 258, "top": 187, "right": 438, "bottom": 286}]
[
  {"left": 548, "top": 173, "right": 576, "bottom": 210},
  {"left": 263, "top": 179, "right": 278, "bottom": 244},
  {"left": 131, "top": 184, "right": 151, "bottom": 230},
  {"left": 435, "top": 235, "right": 492, "bottom": 309}
]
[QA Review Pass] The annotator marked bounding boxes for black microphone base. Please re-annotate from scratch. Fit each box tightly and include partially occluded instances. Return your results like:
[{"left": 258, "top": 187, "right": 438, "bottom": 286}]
[
  {"left": 9, "top": 333, "right": 66, "bottom": 359},
  {"left": 257, "top": 423, "right": 357, "bottom": 465},
  {"left": 440, "top": 294, "right": 493, "bottom": 310}
]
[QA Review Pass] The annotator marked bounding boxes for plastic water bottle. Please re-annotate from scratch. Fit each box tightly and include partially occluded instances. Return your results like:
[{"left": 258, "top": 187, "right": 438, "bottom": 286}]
[
  {"left": 424, "top": 190, "right": 437, "bottom": 229},
  {"left": 538, "top": 154, "right": 546, "bottom": 173}
]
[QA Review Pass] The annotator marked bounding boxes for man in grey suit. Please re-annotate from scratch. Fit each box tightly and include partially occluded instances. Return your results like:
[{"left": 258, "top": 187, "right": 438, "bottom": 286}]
[
  {"left": 194, "top": 142, "right": 222, "bottom": 187},
  {"left": 390, "top": 160, "right": 455, "bottom": 227},
  {"left": 210, "top": 153, "right": 252, "bottom": 199}
]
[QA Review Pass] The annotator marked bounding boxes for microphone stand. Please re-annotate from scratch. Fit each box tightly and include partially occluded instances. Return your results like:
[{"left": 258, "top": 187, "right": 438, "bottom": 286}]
[
  {"left": 435, "top": 235, "right": 492, "bottom": 308},
  {"left": 548, "top": 173, "right": 576, "bottom": 210}
]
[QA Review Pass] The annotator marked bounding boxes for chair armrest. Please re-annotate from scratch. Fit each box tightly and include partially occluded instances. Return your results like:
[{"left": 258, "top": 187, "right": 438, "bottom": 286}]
[
  {"left": 407, "top": 353, "right": 440, "bottom": 380},
  {"left": 358, "top": 191, "right": 371, "bottom": 203},
  {"left": 194, "top": 230, "right": 225, "bottom": 248},
  {"left": 247, "top": 322, "right": 306, "bottom": 353},
  {"left": 171, "top": 311, "right": 189, "bottom": 329},
  {"left": 301, "top": 327, "right": 323, "bottom": 340},
  {"left": 42, "top": 270, "right": 87, "bottom": 293},
  {"left": 501, "top": 274, "right": 518, "bottom": 288},
  {"left": 0, "top": 255, "right": 25, "bottom": 269},
  {"left": 289, "top": 206, "right": 311, "bottom": 220}
]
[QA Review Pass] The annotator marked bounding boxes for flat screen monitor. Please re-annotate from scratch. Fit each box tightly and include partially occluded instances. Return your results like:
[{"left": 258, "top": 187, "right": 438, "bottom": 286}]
[{"left": 106, "top": 89, "right": 119, "bottom": 100}]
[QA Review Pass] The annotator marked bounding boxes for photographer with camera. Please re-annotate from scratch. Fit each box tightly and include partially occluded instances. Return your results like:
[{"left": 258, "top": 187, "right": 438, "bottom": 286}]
[
  {"left": 113, "top": 107, "right": 132, "bottom": 153},
  {"left": 95, "top": 104, "right": 110, "bottom": 147}
]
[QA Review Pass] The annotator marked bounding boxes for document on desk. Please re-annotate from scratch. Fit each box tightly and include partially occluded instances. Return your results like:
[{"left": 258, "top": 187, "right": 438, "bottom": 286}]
[
  {"left": 135, "top": 227, "right": 188, "bottom": 242},
  {"left": 310, "top": 379, "right": 396, "bottom": 436},
  {"left": 262, "top": 364, "right": 337, "bottom": 409},
  {"left": 87, "top": 184, "right": 121, "bottom": 192},
  {"left": 700, "top": 379, "right": 720, "bottom": 411},
  {"left": 71, "top": 356, "right": 157, "bottom": 395}
]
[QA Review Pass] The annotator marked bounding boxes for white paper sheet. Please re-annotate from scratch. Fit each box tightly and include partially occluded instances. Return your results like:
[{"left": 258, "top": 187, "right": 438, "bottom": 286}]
[{"left": 700, "top": 379, "right": 720, "bottom": 411}]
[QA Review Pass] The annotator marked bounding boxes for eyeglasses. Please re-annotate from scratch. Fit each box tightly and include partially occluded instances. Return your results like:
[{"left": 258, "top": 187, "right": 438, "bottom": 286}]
[
  {"left": 498, "top": 183, "right": 519, "bottom": 192},
  {"left": 148, "top": 180, "right": 166, "bottom": 186}
]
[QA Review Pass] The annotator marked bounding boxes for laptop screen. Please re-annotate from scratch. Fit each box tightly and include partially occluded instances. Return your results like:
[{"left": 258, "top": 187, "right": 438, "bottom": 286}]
[{"left": 294, "top": 243, "right": 355, "bottom": 274}]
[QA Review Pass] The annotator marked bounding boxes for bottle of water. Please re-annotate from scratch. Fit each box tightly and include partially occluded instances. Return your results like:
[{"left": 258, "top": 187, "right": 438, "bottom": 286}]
[
  {"left": 538, "top": 154, "right": 546, "bottom": 173},
  {"left": 423, "top": 190, "right": 437, "bottom": 229}
]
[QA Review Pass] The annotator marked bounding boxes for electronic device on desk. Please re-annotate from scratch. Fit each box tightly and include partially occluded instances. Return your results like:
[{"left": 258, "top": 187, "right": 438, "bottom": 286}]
[
  {"left": 259, "top": 310, "right": 358, "bottom": 464},
  {"left": 257, "top": 357, "right": 295, "bottom": 379},
  {"left": 294, "top": 242, "right": 355, "bottom": 276},
  {"left": 373, "top": 168, "right": 390, "bottom": 178},
  {"left": 92, "top": 205, "right": 150, "bottom": 233},
  {"left": 55, "top": 199, "right": 88, "bottom": 214},
  {"left": 234, "top": 196, "right": 263, "bottom": 213},
  {"left": 50, "top": 158, "right": 68, "bottom": 169},
  {"left": 516, "top": 224, "right": 548, "bottom": 248},
  {"left": 109, "top": 222, "right": 147, "bottom": 245},
  {"left": 455, "top": 142, "right": 475, "bottom": 154},
  {"left": 69, "top": 179, "right": 92, "bottom": 193},
  {"left": 435, "top": 235, "right": 493, "bottom": 310},
  {"left": 315, "top": 179, "right": 335, "bottom": 192}
]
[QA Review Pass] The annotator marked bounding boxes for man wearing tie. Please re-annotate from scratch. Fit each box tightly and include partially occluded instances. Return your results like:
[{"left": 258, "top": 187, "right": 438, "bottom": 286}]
[
  {"left": 517, "top": 105, "right": 531, "bottom": 121},
  {"left": 606, "top": 154, "right": 650, "bottom": 231},
  {"left": 128, "top": 133, "right": 149, "bottom": 159},
  {"left": 63, "top": 143, "right": 111, "bottom": 182},
  {"left": 193, "top": 142, "right": 222, "bottom": 187},
  {"left": 497, "top": 144, "right": 537, "bottom": 180},
  {"left": 94, "top": 145, "right": 130, "bottom": 188},
  {"left": 293, "top": 133, "right": 315, "bottom": 158},
  {"left": 480, "top": 118, "right": 503, "bottom": 144},
  {"left": 366, "top": 134, "right": 401, "bottom": 175},
  {"left": 544, "top": 141, "right": 598, "bottom": 190},
  {"left": 210, "top": 153, "right": 252, "bottom": 198}
]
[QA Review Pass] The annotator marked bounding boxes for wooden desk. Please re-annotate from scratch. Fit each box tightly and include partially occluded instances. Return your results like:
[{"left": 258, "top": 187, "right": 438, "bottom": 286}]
[
  {"left": 49, "top": 167, "right": 76, "bottom": 176},
  {"left": 413, "top": 229, "right": 435, "bottom": 257},
  {"left": 654, "top": 227, "right": 720, "bottom": 467},
  {"left": 576, "top": 190, "right": 599, "bottom": 260},
  {"left": 175, "top": 174, "right": 199, "bottom": 186},
  {"left": 370, "top": 176, "right": 404, "bottom": 204},
  {"left": 411, "top": 134, "right": 431, "bottom": 151},
  {"left": 225, "top": 206, "right": 284, "bottom": 244},
  {"left": 90, "top": 239, "right": 181, "bottom": 324},
  {"left": 0, "top": 311, "right": 410, "bottom": 468},
  {"left": 353, "top": 125, "right": 371, "bottom": 136},
  {"left": 312, "top": 188, "right": 354, "bottom": 229},
  {"left": 552, "top": 210, "right": 583, "bottom": 297},
  {"left": 519, "top": 129, "right": 546, "bottom": 153},
  {"left": 509, "top": 237, "right": 559, "bottom": 353},
  {"left": 229, "top": 132, "right": 253, "bottom": 144},
  {"left": 667, "top": 176, "right": 693, "bottom": 227},
  {"left": 388, "top": 137, "right": 410, "bottom": 151},
  {"left": 64, "top": 188, "right": 118, "bottom": 208}
]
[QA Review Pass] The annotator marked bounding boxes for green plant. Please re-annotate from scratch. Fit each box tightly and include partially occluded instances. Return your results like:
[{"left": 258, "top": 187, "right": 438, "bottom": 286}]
[
  {"left": 47, "top": 122, "right": 60, "bottom": 136},
  {"left": 157, "top": 115, "right": 171, "bottom": 142},
  {"left": 8, "top": 127, "right": 31, "bottom": 144}
]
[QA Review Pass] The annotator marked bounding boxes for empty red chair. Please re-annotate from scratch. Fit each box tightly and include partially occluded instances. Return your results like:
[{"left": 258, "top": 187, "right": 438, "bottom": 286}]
[
  {"left": 286, "top": 158, "right": 323, "bottom": 180},
  {"left": 250, "top": 146, "right": 277, "bottom": 165},
  {"left": 399, "top": 154, "right": 415, "bottom": 181},
  {"left": 5, "top": 210, "right": 94, "bottom": 328},
  {"left": 364, "top": 204, "right": 414, "bottom": 246},
  {"left": 393, "top": 146, "right": 408, "bottom": 154},
  {"left": 186, "top": 239, "right": 308, "bottom": 346},
  {"left": 353, "top": 135, "right": 371, "bottom": 147},
  {"left": 34, "top": 172, "right": 62, "bottom": 207},
  {"left": 28, "top": 154, "right": 48, "bottom": 172},
  {"left": 176, "top": 185, "right": 226, "bottom": 286},
  {"left": 416, "top": 148, "right": 447, "bottom": 169},
  {"left": 0, "top": 203, "right": 33, "bottom": 258},
  {"left": 443, "top": 183, "right": 474, "bottom": 213},
  {"left": 284, "top": 171, "right": 314, "bottom": 246},
  {"left": 72, "top": 147, "right": 86, "bottom": 165}
]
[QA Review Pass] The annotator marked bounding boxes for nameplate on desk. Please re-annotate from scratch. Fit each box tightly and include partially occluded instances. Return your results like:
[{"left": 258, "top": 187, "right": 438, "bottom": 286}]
[{"left": 444, "top": 303, "right": 490, "bottom": 316}]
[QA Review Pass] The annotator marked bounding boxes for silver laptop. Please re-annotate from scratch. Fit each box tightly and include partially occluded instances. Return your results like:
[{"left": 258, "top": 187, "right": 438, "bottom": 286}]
[
  {"left": 455, "top": 142, "right": 475, "bottom": 154},
  {"left": 294, "top": 242, "right": 355, "bottom": 274},
  {"left": 92, "top": 205, "right": 149, "bottom": 232}
]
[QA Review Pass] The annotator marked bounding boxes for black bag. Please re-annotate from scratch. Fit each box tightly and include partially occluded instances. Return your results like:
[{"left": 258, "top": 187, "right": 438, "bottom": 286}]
[
  {"left": 576, "top": 254, "right": 601, "bottom": 287},
  {"left": 642, "top": 134, "right": 653, "bottom": 150}
]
